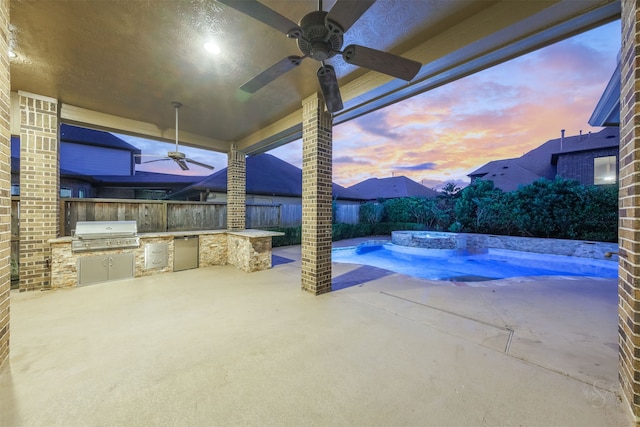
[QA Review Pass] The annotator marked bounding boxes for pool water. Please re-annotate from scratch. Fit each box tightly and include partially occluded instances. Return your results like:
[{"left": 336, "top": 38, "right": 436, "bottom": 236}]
[{"left": 331, "top": 243, "right": 617, "bottom": 281}]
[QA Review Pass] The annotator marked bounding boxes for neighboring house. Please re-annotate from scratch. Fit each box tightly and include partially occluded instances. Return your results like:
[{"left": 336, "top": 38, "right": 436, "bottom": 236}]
[
  {"left": 167, "top": 153, "right": 365, "bottom": 224},
  {"left": 347, "top": 176, "right": 438, "bottom": 200},
  {"left": 60, "top": 124, "right": 141, "bottom": 175},
  {"left": 11, "top": 124, "right": 206, "bottom": 199},
  {"left": 468, "top": 127, "right": 620, "bottom": 191},
  {"left": 168, "top": 153, "right": 362, "bottom": 203}
]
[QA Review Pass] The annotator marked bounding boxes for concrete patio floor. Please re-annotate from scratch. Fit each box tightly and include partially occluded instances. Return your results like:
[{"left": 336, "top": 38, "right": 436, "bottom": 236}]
[{"left": 0, "top": 240, "right": 632, "bottom": 426}]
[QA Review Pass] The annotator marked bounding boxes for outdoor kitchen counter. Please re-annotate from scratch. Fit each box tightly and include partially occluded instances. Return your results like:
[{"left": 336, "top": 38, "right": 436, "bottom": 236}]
[{"left": 49, "top": 229, "right": 284, "bottom": 288}]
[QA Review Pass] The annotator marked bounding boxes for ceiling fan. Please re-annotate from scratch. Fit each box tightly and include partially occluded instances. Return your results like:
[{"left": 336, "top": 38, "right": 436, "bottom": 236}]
[
  {"left": 219, "top": 0, "right": 422, "bottom": 113},
  {"left": 142, "top": 102, "right": 215, "bottom": 171}
]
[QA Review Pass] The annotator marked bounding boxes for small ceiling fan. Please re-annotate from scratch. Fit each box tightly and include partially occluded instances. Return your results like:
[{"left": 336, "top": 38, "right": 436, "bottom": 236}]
[
  {"left": 219, "top": 0, "right": 422, "bottom": 113},
  {"left": 142, "top": 102, "right": 215, "bottom": 171}
]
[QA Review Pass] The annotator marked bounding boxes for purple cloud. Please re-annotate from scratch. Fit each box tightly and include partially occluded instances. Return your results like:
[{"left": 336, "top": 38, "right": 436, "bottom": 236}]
[
  {"left": 396, "top": 162, "right": 437, "bottom": 171},
  {"left": 334, "top": 156, "right": 371, "bottom": 165}
]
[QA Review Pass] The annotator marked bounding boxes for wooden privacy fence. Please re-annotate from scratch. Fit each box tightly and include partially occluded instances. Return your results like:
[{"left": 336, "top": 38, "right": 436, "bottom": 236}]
[
  {"left": 59, "top": 199, "right": 358, "bottom": 234},
  {"left": 9, "top": 198, "right": 360, "bottom": 242},
  {"left": 60, "top": 198, "right": 228, "bottom": 235}
]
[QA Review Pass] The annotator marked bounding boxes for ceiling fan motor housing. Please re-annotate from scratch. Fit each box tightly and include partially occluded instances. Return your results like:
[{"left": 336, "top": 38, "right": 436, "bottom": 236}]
[{"left": 297, "top": 11, "right": 342, "bottom": 61}]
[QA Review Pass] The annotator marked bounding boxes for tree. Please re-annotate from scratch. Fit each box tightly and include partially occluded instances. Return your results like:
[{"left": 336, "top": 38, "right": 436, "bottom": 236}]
[
  {"left": 512, "top": 177, "right": 587, "bottom": 239},
  {"left": 454, "top": 180, "right": 502, "bottom": 232}
]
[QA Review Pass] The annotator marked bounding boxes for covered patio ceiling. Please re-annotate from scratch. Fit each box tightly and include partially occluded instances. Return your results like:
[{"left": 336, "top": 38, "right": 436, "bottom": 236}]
[{"left": 9, "top": 0, "right": 620, "bottom": 155}]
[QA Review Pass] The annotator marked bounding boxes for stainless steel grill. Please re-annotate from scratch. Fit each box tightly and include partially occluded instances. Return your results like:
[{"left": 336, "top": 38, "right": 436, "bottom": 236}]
[{"left": 72, "top": 221, "right": 140, "bottom": 252}]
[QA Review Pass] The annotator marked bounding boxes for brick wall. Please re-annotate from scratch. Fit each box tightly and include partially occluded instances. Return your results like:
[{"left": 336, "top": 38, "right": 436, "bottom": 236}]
[
  {"left": 301, "top": 94, "right": 332, "bottom": 295},
  {"left": 18, "top": 92, "right": 59, "bottom": 291},
  {"left": 227, "top": 145, "right": 246, "bottom": 231},
  {"left": 618, "top": 0, "right": 640, "bottom": 418},
  {"left": 0, "top": 0, "right": 11, "bottom": 368},
  {"left": 556, "top": 148, "right": 618, "bottom": 186}
]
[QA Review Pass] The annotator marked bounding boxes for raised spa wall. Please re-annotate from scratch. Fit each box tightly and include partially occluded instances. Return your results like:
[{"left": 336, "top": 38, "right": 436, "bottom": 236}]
[
  {"left": 391, "top": 231, "right": 619, "bottom": 260},
  {"left": 49, "top": 229, "right": 283, "bottom": 289}
]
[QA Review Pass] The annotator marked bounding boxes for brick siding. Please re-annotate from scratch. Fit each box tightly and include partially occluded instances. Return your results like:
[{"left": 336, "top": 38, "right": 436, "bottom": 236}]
[
  {"left": 556, "top": 148, "right": 619, "bottom": 185},
  {"left": 0, "top": 0, "right": 11, "bottom": 367},
  {"left": 618, "top": 0, "right": 640, "bottom": 418},
  {"left": 227, "top": 145, "right": 246, "bottom": 231},
  {"left": 18, "top": 93, "right": 59, "bottom": 291},
  {"left": 301, "top": 94, "right": 332, "bottom": 295}
]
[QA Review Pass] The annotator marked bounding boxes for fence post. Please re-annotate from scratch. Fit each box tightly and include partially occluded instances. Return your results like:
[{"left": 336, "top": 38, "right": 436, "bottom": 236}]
[
  {"left": 59, "top": 199, "right": 66, "bottom": 237},
  {"left": 162, "top": 201, "right": 168, "bottom": 231}
]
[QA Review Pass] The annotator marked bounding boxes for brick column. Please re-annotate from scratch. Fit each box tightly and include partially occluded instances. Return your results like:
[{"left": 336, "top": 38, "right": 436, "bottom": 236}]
[
  {"left": 301, "top": 94, "right": 332, "bottom": 295},
  {"left": 227, "top": 144, "right": 246, "bottom": 231},
  {"left": 18, "top": 92, "right": 59, "bottom": 291},
  {"left": 0, "top": 0, "right": 11, "bottom": 367},
  {"left": 619, "top": 0, "right": 640, "bottom": 419}
]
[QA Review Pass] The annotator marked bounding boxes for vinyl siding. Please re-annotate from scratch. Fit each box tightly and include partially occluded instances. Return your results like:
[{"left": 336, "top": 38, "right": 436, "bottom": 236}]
[{"left": 60, "top": 142, "right": 132, "bottom": 175}]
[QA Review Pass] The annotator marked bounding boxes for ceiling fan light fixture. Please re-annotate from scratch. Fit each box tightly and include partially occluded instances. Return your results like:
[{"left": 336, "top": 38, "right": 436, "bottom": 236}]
[{"left": 203, "top": 41, "right": 221, "bottom": 54}]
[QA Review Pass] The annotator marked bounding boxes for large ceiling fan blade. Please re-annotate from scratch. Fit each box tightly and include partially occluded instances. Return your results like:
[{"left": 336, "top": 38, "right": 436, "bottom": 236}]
[
  {"left": 241, "top": 55, "right": 304, "bottom": 93},
  {"left": 143, "top": 158, "right": 172, "bottom": 164},
  {"left": 185, "top": 158, "right": 215, "bottom": 170},
  {"left": 326, "top": 0, "right": 375, "bottom": 34},
  {"left": 218, "top": 0, "right": 302, "bottom": 38},
  {"left": 342, "top": 44, "right": 421, "bottom": 81},
  {"left": 174, "top": 158, "right": 189, "bottom": 171},
  {"left": 317, "top": 65, "right": 343, "bottom": 113}
]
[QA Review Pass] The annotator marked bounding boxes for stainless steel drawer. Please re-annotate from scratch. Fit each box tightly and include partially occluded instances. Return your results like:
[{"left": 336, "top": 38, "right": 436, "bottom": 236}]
[{"left": 145, "top": 243, "right": 168, "bottom": 269}]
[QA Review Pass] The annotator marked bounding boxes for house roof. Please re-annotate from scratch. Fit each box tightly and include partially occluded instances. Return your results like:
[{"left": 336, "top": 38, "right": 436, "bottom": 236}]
[
  {"left": 589, "top": 57, "right": 621, "bottom": 127},
  {"left": 468, "top": 127, "right": 620, "bottom": 190},
  {"left": 468, "top": 158, "right": 519, "bottom": 178},
  {"left": 168, "top": 153, "right": 363, "bottom": 201},
  {"left": 347, "top": 176, "right": 437, "bottom": 200},
  {"left": 470, "top": 160, "right": 542, "bottom": 192},
  {"left": 549, "top": 127, "right": 619, "bottom": 162}
]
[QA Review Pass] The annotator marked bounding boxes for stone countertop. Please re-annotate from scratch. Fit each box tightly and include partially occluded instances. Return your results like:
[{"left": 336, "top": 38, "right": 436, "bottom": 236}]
[
  {"left": 49, "top": 229, "right": 283, "bottom": 244},
  {"left": 138, "top": 230, "right": 227, "bottom": 239},
  {"left": 227, "top": 230, "right": 284, "bottom": 238}
]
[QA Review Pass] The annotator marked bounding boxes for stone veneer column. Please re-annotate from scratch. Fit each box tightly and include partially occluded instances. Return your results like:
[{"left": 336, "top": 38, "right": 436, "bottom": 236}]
[
  {"left": 18, "top": 92, "right": 59, "bottom": 291},
  {"left": 619, "top": 0, "right": 640, "bottom": 420},
  {"left": 301, "top": 94, "right": 332, "bottom": 295},
  {"left": 227, "top": 144, "right": 246, "bottom": 231},
  {"left": 0, "top": 0, "right": 11, "bottom": 367}
]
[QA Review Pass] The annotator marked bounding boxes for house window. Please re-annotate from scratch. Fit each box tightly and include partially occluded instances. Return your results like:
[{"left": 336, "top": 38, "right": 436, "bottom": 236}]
[
  {"left": 78, "top": 189, "right": 85, "bottom": 198},
  {"left": 60, "top": 188, "right": 72, "bottom": 198},
  {"left": 10, "top": 184, "right": 19, "bottom": 196},
  {"left": 594, "top": 156, "right": 617, "bottom": 185}
]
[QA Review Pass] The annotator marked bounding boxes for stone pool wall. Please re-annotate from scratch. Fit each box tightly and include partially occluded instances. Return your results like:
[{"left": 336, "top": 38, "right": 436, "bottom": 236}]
[{"left": 391, "top": 231, "right": 618, "bottom": 260}]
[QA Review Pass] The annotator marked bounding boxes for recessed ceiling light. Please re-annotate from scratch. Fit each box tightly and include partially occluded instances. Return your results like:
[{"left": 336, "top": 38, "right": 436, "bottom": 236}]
[
  {"left": 203, "top": 41, "right": 221, "bottom": 55},
  {"left": 8, "top": 50, "right": 16, "bottom": 58}
]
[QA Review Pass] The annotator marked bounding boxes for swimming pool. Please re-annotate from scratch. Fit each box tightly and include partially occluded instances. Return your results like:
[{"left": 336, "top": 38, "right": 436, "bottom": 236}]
[{"left": 331, "top": 243, "right": 617, "bottom": 281}]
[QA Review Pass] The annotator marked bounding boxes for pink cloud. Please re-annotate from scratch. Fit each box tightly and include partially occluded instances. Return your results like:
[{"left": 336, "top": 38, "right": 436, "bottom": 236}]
[{"left": 324, "top": 22, "right": 620, "bottom": 188}]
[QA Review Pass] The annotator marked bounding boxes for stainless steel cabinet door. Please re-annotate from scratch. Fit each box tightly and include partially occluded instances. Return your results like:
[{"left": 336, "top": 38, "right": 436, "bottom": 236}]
[
  {"left": 78, "top": 256, "right": 109, "bottom": 286},
  {"left": 108, "top": 253, "right": 135, "bottom": 282},
  {"left": 174, "top": 236, "right": 199, "bottom": 271},
  {"left": 78, "top": 253, "right": 134, "bottom": 286}
]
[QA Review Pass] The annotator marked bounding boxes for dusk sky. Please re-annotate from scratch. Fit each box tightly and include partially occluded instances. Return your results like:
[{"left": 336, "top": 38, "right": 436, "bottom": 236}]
[{"left": 127, "top": 20, "right": 621, "bottom": 190}]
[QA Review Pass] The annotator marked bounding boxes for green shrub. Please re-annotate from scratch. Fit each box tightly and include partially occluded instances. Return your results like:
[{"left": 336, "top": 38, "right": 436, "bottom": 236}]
[
  {"left": 267, "top": 227, "right": 302, "bottom": 247},
  {"left": 267, "top": 222, "right": 427, "bottom": 247},
  {"left": 359, "top": 202, "right": 383, "bottom": 224}
]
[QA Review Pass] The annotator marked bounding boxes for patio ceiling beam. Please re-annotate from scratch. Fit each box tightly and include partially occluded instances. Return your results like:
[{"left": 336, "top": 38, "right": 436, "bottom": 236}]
[
  {"left": 236, "top": 0, "right": 619, "bottom": 155},
  {"left": 60, "top": 103, "right": 230, "bottom": 153}
]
